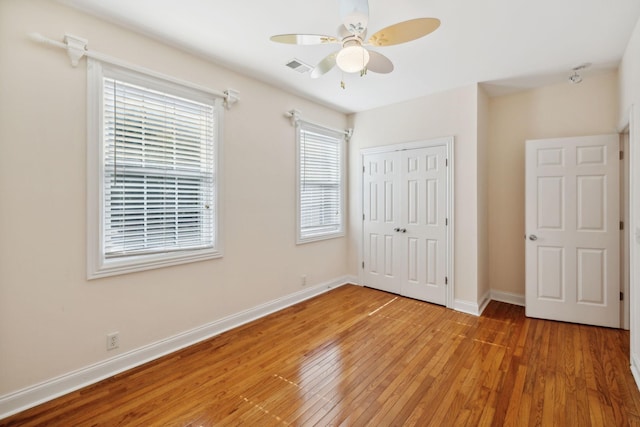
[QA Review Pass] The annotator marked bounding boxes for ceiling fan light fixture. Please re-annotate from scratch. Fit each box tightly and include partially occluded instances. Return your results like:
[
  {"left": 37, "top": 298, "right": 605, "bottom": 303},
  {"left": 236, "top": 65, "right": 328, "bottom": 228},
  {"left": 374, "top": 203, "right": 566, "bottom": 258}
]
[
  {"left": 336, "top": 44, "right": 370, "bottom": 73},
  {"left": 270, "top": 1, "right": 440, "bottom": 80}
]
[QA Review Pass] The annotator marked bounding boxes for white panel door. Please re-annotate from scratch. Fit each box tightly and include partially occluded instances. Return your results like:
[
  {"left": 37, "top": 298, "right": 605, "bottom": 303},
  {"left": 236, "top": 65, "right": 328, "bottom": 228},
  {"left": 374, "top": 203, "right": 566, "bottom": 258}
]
[
  {"left": 362, "top": 145, "right": 448, "bottom": 306},
  {"left": 400, "top": 146, "right": 448, "bottom": 305},
  {"left": 362, "top": 152, "right": 402, "bottom": 294},
  {"left": 525, "top": 134, "right": 620, "bottom": 328}
]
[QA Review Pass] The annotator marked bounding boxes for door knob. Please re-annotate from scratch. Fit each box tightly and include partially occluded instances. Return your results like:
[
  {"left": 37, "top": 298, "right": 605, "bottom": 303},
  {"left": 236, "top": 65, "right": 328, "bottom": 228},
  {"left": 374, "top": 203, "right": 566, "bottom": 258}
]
[
  {"left": 394, "top": 227, "right": 400, "bottom": 232},
  {"left": 529, "top": 234, "right": 538, "bottom": 241},
  {"left": 401, "top": 228, "right": 407, "bottom": 233}
]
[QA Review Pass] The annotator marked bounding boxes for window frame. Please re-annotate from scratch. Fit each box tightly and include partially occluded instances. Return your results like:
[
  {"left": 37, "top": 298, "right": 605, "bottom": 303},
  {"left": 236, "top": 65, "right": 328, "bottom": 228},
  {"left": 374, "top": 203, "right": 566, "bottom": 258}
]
[
  {"left": 87, "top": 59, "right": 224, "bottom": 279},
  {"left": 296, "top": 121, "right": 346, "bottom": 244}
]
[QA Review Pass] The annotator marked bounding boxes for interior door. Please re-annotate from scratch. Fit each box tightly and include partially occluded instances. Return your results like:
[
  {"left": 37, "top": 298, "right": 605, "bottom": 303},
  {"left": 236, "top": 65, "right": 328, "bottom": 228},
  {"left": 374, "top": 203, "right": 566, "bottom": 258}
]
[
  {"left": 400, "top": 146, "right": 448, "bottom": 305},
  {"left": 362, "top": 144, "right": 448, "bottom": 306},
  {"left": 525, "top": 134, "right": 620, "bottom": 328},
  {"left": 362, "top": 151, "right": 402, "bottom": 295}
]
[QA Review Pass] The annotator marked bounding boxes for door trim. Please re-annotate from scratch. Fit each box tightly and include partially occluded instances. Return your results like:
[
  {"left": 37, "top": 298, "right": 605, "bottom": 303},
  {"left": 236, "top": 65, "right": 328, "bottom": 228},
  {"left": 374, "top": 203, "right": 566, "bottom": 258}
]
[
  {"left": 618, "top": 105, "right": 634, "bottom": 333},
  {"left": 358, "top": 136, "right": 455, "bottom": 309},
  {"left": 624, "top": 103, "right": 640, "bottom": 388}
]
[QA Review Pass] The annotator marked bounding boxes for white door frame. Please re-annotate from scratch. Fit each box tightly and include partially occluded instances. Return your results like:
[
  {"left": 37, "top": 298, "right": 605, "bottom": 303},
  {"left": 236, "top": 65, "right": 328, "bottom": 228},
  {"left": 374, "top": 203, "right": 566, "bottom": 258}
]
[
  {"left": 622, "top": 103, "right": 640, "bottom": 386},
  {"left": 622, "top": 130, "right": 630, "bottom": 330},
  {"left": 358, "top": 136, "right": 455, "bottom": 308},
  {"left": 618, "top": 105, "right": 634, "bottom": 333}
]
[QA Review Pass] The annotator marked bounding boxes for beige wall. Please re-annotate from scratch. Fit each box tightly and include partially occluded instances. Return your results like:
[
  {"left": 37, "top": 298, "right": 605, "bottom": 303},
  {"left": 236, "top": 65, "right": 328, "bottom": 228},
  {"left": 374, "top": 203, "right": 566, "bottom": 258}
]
[
  {"left": 487, "top": 70, "right": 620, "bottom": 296},
  {"left": 0, "top": 0, "right": 348, "bottom": 395},
  {"left": 348, "top": 84, "right": 481, "bottom": 304},
  {"left": 477, "top": 86, "right": 491, "bottom": 301}
]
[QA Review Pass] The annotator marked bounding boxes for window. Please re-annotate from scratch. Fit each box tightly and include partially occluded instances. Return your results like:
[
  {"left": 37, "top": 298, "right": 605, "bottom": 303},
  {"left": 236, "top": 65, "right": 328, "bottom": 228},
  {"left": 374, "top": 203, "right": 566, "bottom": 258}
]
[
  {"left": 88, "top": 60, "right": 222, "bottom": 278},
  {"left": 297, "top": 121, "right": 345, "bottom": 243}
]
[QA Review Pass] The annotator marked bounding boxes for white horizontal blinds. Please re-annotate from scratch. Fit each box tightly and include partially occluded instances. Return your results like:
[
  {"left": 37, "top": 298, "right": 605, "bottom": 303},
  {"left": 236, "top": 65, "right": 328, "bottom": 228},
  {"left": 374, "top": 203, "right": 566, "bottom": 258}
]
[
  {"left": 299, "top": 123, "right": 344, "bottom": 240},
  {"left": 103, "top": 77, "right": 215, "bottom": 257}
]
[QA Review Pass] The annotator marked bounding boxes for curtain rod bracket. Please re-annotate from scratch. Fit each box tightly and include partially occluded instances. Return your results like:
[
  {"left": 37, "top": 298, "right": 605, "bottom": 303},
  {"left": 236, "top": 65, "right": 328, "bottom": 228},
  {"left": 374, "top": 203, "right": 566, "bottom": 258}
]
[
  {"left": 224, "top": 89, "right": 240, "bottom": 110},
  {"left": 286, "top": 109, "right": 302, "bottom": 127},
  {"left": 64, "top": 34, "right": 88, "bottom": 67},
  {"left": 30, "top": 32, "right": 87, "bottom": 67}
]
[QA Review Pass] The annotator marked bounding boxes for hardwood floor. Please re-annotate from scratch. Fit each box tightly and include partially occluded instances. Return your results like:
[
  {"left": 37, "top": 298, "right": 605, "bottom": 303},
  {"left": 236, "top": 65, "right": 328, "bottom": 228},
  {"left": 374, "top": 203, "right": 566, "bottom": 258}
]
[{"left": 3, "top": 284, "right": 640, "bottom": 426}]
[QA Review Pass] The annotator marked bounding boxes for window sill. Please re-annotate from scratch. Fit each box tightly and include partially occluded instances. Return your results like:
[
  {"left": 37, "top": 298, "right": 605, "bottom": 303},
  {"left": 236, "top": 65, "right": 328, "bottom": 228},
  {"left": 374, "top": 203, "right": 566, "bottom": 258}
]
[
  {"left": 87, "top": 247, "right": 222, "bottom": 280},
  {"left": 297, "top": 231, "right": 345, "bottom": 245}
]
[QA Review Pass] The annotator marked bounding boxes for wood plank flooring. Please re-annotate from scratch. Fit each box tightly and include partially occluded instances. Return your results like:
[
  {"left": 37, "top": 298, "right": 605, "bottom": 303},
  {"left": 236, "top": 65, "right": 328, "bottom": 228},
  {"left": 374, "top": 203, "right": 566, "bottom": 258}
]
[{"left": 3, "top": 284, "right": 640, "bottom": 426}]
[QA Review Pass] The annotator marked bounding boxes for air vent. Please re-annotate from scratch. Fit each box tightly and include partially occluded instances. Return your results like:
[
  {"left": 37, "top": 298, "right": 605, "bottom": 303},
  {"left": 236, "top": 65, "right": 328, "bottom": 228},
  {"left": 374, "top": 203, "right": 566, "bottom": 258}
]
[{"left": 285, "top": 59, "right": 313, "bottom": 74}]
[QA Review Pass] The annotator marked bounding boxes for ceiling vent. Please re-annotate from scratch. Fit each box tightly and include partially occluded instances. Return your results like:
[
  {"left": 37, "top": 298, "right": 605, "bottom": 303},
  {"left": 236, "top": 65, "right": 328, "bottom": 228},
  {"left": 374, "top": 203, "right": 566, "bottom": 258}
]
[{"left": 285, "top": 59, "right": 313, "bottom": 74}]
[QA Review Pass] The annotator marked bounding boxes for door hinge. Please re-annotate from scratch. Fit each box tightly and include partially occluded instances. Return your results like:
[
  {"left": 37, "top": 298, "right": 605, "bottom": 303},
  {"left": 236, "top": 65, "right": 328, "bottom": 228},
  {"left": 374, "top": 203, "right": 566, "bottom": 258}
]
[
  {"left": 620, "top": 151, "right": 624, "bottom": 160},
  {"left": 445, "top": 276, "right": 448, "bottom": 285},
  {"left": 363, "top": 214, "right": 365, "bottom": 221},
  {"left": 446, "top": 158, "right": 448, "bottom": 167},
  {"left": 362, "top": 261, "right": 365, "bottom": 269},
  {"left": 363, "top": 165, "right": 365, "bottom": 173},
  {"left": 445, "top": 218, "right": 448, "bottom": 226},
  {"left": 620, "top": 221, "right": 624, "bottom": 230},
  {"left": 621, "top": 291, "right": 624, "bottom": 301}
]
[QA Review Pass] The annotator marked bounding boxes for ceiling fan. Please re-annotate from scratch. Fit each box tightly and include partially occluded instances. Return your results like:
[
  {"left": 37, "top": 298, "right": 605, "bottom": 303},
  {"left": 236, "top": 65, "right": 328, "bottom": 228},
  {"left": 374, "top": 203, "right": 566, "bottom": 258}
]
[{"left": 270, "top": 0, "right": 440, "bottom": 80}]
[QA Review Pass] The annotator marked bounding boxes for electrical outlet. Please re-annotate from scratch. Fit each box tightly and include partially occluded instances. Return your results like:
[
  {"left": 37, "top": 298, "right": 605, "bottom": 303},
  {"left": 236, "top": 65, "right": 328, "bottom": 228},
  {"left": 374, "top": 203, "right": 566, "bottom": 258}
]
[
  {"left": 106, "top": 332, "right": 119, "bottom": 351},
  {"left": 301, "top": 275, "right": 307, "bottom": 286}
]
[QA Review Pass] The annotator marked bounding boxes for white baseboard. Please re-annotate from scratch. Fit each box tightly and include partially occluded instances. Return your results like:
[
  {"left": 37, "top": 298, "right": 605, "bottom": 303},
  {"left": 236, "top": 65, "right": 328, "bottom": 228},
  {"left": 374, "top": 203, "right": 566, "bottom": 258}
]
[
  {"left": 632, "top": 354, "right": 640, "bottom": 392},
  {"left": 0, "top": 277, "right": 352, "bottom": 420},
  {"left": 491, "top": 290, "right": 525, "bottom": 306},
  {"left": 345, "top": 275, "right": 359, "bottom": 285},
  {"left": 453, "top": 298, "right": 482, "bottom": 316},
  {"left": 454, "top": 289, "right": 521, "bottom": 317},
  {"left": 478, "top": 290, "right": 491, "bottom": 315}
]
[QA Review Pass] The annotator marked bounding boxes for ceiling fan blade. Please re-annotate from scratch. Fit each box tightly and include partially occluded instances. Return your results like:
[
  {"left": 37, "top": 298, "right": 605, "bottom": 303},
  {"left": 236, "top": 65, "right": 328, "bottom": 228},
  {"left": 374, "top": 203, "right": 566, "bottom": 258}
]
[
  {"left": 311, "top": 52, "right": 338, "bottom": 78},
  {"left": 270, "top": 34, "right": 339, "bottom": 45},
  {"left": 339, "top": 0, "right": 369, "bottom": 35},
  {"left": 368, "top": 18, "right": 441, "bottom": 47},
  {"left": 366, "top": 50, "right": 394, "bottom": 74}
]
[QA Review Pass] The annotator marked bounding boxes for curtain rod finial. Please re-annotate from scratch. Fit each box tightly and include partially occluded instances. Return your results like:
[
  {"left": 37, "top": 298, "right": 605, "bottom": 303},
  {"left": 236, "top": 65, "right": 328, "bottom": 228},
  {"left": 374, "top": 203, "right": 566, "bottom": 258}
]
[{"left": 29, "top": 32, "right": 47, "bottom": 43}]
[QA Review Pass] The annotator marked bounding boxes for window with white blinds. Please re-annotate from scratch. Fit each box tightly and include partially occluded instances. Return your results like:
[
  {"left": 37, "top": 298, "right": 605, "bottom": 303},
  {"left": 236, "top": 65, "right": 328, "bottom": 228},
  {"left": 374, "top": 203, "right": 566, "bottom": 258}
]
[
  {"left": 297, "top": 122, "right": 345, "bottom": 243},
  {"left": 88, "top": 60, "right": 222, "bottom": 278}
]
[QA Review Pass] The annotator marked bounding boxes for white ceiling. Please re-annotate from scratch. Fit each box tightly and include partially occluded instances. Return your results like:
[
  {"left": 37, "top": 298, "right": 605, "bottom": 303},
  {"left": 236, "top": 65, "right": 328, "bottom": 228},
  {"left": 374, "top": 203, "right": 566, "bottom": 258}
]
[{"left": 58, "top": 0, "right": 640, "bottom": 113}]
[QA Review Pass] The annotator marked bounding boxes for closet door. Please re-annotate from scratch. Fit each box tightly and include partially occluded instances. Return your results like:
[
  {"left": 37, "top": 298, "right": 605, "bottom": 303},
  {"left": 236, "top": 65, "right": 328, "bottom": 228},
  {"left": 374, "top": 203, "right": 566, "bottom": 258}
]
[
  {"left": 362, "top": 144, "right": 449, "bottom": 306},
  {"left": 362, "top": 152, "right": 402, "bottom": 294},
  {"left": 400, "top": 146, "right": 448, "bottom": 305}
]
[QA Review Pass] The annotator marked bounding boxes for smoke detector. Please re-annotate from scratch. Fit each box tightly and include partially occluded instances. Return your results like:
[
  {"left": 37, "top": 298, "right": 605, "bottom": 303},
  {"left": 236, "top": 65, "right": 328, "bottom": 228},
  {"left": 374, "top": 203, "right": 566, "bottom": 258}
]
[{"left": 568, "top": 63, "right": 591, "bottom": 84}]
